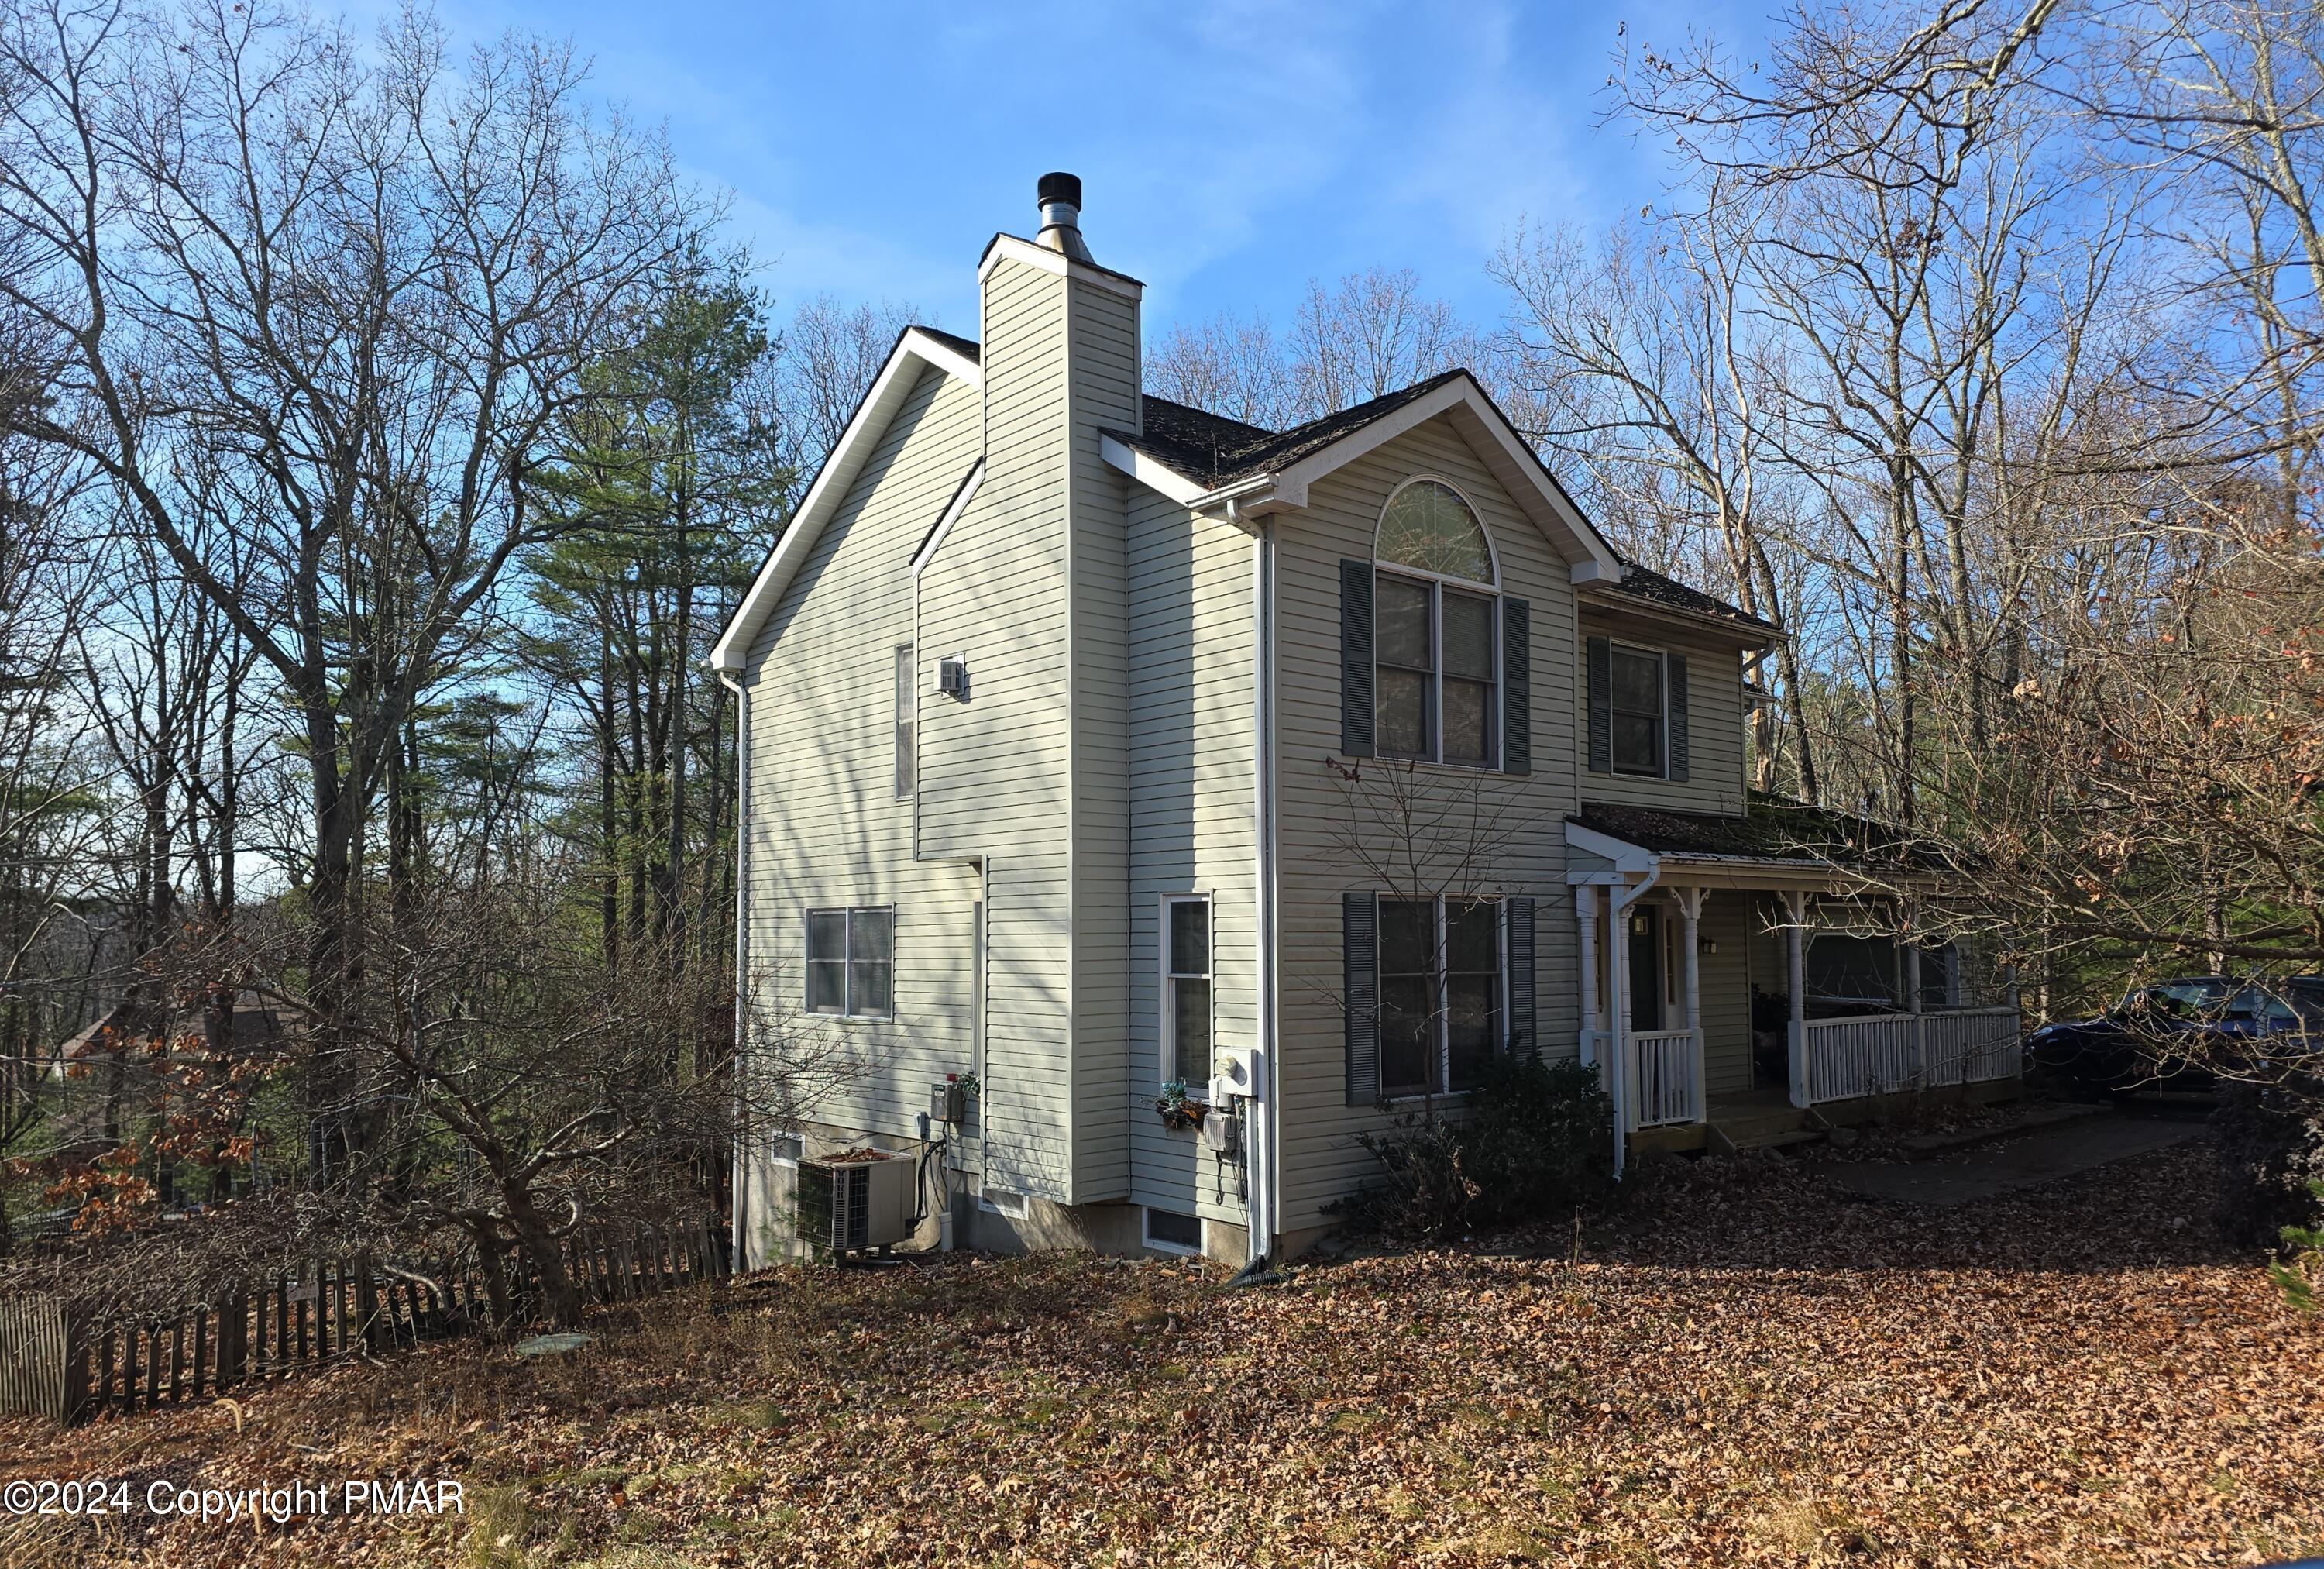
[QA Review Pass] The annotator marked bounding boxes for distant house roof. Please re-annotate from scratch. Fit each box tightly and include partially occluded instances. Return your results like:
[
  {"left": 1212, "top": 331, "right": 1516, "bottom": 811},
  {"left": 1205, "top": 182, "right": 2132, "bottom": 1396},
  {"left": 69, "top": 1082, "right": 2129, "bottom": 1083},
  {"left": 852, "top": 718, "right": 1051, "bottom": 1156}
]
[
  {"left": 1569, "top": 795, "right": 1945, "bottom": 875},
  {"left": 57, "top": 989, "right": 300, "bottom": 1063}
]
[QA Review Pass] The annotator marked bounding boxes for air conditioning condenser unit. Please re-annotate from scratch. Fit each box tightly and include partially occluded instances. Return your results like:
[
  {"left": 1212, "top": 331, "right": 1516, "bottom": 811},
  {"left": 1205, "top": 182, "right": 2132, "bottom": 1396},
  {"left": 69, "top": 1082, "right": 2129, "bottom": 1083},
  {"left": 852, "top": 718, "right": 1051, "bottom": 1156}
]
[{"left": 796, "top": 1150, "right": 916, "bottom": 1254}]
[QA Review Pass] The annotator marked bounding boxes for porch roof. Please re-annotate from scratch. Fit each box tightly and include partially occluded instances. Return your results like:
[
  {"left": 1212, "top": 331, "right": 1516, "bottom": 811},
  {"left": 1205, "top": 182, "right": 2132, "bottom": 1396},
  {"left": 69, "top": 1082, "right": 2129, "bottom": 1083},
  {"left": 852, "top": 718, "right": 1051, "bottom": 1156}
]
[{"left": 1566, "top": 796, "right": 1948, "bottom": 889}]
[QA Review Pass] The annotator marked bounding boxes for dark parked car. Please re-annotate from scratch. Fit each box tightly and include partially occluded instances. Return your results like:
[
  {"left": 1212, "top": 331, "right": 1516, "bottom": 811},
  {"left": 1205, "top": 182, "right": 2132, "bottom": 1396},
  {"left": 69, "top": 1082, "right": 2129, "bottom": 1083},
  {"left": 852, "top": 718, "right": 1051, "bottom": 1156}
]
[{"left": 2025, "top": 977, "right": 2303, "bottom": 1094}]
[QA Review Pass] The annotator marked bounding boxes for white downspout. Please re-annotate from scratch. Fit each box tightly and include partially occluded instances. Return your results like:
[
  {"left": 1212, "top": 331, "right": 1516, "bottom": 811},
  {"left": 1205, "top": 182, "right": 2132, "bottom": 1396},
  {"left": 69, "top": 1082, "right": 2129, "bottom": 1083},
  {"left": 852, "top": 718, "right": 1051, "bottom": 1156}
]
[
  {"left": 716, "top": 666, "right": 752, "bottom": 1269},
  {"left": 1243, "top": 511, "right": 1279, "bottom": 1275},
  {"left": 1607, "top": 863, "right": 1661, "bottom": 1179}
]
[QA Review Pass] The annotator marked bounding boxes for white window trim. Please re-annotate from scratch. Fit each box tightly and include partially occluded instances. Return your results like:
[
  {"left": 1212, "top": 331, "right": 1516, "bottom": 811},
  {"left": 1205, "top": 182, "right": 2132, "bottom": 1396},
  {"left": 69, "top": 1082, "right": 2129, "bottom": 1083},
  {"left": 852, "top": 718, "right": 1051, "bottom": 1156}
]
[
  {"left": 895, "top": 643, "right": 915, "bottom": 799},
  {"left": 1377, "top": 894, "right": 1505, "bottom": 1101},
  {"left": 1159, "top": 893, "right": 1214, "bottom": 1090},
  {"left": 767, "top": 1130, "right": 805, "bottom": 1168},
  {"left": 1373, "top": 569, "right": 1503, "bottom": 770},
  {"left": 1140, "top": 1206, "right": 1205, "bottom": 1258},
  {"left": 978, "top": 1188, "right": 1028, "bottom": 1220},
  {"left": 803, "top": 904, "right": 896, "bottom": 1020},
  {"left": 1607, "top": 639, "right": 1670, "bottom": 780},
  {"left": 1373, "top": 477, "right": 1503, "bottom": 772},
  {"left": 1376, "top": 475, "right": 1501, "bottom": 587}
]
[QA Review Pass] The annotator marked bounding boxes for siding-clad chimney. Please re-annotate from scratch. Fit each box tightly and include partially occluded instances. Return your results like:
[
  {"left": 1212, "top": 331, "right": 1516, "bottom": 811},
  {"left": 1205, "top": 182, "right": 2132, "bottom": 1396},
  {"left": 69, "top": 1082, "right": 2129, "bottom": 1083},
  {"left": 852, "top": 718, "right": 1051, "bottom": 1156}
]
[{"left": 916, "top": 177, "right": 1143, "bottom": 1207}]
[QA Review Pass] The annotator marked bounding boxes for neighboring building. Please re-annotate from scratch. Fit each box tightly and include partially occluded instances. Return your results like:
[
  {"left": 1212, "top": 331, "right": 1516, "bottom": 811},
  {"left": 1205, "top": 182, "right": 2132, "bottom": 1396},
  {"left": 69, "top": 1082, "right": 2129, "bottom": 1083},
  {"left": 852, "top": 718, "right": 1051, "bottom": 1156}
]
[{"left": 711, "top": 175, "right": 2020, "bottom": 1269}]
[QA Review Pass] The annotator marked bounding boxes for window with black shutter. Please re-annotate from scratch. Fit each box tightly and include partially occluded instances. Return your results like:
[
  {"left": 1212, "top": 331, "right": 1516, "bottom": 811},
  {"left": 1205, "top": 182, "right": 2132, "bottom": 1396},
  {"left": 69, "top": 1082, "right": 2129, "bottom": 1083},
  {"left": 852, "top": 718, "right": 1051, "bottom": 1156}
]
[{"left": 1368, "top": 479, "right": 1502, "bottom": 769}]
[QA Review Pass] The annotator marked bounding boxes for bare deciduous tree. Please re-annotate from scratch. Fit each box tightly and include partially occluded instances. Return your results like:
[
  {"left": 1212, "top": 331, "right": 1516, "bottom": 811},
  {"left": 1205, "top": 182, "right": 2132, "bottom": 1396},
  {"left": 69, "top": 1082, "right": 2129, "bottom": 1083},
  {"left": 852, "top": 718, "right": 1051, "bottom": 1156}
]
[
  {"left": 775, "top": 293, "right": 918, "bottom": 490},
  {"left": 0, "top": 0, "right": 703, "bottom": 1185}
]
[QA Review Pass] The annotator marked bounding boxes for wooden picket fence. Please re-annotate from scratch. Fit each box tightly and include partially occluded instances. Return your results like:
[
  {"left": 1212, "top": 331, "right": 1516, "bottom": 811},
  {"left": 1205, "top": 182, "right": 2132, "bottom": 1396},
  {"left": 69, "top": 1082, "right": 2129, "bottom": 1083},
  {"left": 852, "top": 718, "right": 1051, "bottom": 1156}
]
[{"left": 0, "top": 1220, "right": 727, "bottom": 1425}]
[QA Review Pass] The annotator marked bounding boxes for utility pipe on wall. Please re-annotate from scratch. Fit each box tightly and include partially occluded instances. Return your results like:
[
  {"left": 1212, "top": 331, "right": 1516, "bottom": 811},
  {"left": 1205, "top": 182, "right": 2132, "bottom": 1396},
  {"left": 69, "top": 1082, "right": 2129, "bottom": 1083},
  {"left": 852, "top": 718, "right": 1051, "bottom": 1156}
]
[
  {"left": 1240, "top": 510, "right": 1280, "bottom": 1275},
  {"left": 715, "top": 666, "right": 753, "bottom": 1268}
]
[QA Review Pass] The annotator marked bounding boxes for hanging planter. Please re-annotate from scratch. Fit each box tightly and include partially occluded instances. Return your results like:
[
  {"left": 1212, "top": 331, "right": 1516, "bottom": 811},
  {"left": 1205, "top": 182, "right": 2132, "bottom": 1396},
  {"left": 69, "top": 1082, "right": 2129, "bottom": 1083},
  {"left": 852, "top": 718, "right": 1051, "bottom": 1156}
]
[{"left": 1153, "top": 1079, "right": 1208, "bottom": 1132}]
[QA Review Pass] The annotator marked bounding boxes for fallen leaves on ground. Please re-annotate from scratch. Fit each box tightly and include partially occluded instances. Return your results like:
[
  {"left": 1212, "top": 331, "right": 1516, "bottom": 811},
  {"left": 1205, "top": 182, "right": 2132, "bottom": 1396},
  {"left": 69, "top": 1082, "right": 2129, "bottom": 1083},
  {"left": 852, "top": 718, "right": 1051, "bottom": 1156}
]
[{"left": 1, "top": 1135, "right": 2316, "bottom": 1567}]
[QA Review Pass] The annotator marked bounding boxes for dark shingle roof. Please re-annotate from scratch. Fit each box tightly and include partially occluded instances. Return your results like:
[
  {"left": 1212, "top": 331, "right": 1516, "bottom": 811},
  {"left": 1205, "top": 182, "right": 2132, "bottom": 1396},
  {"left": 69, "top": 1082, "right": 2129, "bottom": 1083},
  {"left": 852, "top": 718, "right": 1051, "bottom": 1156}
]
[
  {"left": 1105, "top": 372, "right": 1466, "bottom": 490},
  {"left": 1571, "top": 796, "right": 1944, "bottom": 872},
  {"left": 913, "top": 325, "right": 981, "bottom": 361},
  {"left": 1593, "top": 562, "right": 1778, "bottom": 635},
  {"left": 1127, "top": 396, "right": 1278, "bottom": 486}
]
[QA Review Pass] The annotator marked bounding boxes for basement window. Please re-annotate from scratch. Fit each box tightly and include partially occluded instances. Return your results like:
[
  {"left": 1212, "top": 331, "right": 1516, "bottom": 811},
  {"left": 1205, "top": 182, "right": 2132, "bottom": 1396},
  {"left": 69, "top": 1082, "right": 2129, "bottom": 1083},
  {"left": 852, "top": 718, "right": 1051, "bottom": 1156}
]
[{"left": 1143, "top": 1206, "right": 1202, "bottom": 1254}]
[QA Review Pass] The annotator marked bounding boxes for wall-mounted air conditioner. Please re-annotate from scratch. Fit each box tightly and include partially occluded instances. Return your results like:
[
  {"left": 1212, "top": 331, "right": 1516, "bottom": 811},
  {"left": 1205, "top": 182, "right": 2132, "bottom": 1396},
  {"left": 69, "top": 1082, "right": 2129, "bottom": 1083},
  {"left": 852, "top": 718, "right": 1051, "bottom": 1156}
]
[{"left": 796, "top": 1150, "right": 916, "bottom": 1254}]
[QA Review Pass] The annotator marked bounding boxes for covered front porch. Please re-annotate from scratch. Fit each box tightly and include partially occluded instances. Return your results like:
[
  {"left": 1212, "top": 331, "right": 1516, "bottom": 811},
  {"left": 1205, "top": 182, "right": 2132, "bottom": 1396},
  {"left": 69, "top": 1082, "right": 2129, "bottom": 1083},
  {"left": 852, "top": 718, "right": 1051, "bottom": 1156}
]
[{"left": 1565, "top": 801, "right": 2023, "bottom": 1169}]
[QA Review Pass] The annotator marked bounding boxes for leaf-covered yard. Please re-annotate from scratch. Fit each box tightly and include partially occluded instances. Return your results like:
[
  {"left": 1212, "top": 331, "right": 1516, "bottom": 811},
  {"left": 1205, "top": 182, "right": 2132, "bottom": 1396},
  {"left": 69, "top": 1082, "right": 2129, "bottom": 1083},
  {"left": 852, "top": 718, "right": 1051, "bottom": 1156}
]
[{"left": 2, "top": 1137, "right": 2316, "bottom": 1569}]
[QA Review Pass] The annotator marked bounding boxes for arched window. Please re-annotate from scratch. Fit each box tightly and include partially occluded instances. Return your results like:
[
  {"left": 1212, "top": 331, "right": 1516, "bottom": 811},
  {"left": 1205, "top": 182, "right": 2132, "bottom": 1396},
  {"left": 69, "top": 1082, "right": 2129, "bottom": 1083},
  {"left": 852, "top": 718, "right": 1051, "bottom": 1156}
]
[
  {"left": 1374, "top": 480, "right": 1499, "bottom": 766},
  {"left": 1377, "top": 479, "right": 1494, "bottom": 583}
]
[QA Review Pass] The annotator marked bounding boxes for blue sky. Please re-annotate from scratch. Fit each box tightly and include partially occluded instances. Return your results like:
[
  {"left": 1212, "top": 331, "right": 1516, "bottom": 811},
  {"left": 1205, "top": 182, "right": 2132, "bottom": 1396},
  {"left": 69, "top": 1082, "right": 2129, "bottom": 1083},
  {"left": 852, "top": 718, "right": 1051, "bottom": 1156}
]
[{"left": 404, "top": 0, "right": 1765, "bottom": 338}]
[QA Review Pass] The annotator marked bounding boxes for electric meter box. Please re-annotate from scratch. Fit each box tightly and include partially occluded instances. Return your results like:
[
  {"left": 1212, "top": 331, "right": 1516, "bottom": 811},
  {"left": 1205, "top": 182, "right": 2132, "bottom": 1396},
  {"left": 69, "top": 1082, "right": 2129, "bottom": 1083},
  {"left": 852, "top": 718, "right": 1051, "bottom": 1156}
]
[
  {"left": 1209, "top": 1046, "right": 1260, "bottom": 1106},
  {"left": 930, "top": 1078, "right": 971, "bottom": 1129}
]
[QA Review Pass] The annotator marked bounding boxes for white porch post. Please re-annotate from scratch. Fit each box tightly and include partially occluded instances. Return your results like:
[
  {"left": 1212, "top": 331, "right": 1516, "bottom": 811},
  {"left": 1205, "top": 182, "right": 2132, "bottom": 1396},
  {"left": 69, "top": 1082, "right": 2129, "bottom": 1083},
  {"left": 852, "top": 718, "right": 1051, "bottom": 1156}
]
[
  {"left": 1902, "top": 897, "right": 1925, "bottom": 1086},
  {"left": 1606, "top": 884, "right": 1629, "bottom": 1176},
  {"left": 1676, "top": 886, "right": 1706, "bottom": 1123},
  {"left": 1575, "top": 886, "right": 1600, "bottom": 1065},
  {"left": 1783, "top": 889, "right": 1810, "bottom": 1108}
]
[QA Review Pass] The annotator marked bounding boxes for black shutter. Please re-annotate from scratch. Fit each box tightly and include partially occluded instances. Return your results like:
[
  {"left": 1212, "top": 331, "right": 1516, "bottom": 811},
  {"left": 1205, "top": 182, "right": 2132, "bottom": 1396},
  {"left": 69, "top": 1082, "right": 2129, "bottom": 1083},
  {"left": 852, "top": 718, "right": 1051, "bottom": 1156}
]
[
  {"left": 1667, "top": 652, "right": 1690, "bottom": 782},
  {"left": 1343, "top": 893, "right": 1378, "bottom": 1106},
  {"left": 1501, "top": 597, "right": 1530, "bottom": 774},
  {"left": 1507, "top": 897, "right": 1535, "bottom": 1057},
  {"left": 1586, "top": 636, "right": 1612, "bottom": 774},
  {"left": 1340, "top": 559, "right": 1373, "bottom": 758}
]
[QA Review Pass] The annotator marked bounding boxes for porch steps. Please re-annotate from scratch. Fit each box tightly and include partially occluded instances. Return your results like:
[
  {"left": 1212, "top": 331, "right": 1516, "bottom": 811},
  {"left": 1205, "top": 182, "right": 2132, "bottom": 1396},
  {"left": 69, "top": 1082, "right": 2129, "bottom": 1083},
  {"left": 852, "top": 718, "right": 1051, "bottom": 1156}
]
[{"left": 1706, "top": 1101, "right": 1828, "bottom": 1156}]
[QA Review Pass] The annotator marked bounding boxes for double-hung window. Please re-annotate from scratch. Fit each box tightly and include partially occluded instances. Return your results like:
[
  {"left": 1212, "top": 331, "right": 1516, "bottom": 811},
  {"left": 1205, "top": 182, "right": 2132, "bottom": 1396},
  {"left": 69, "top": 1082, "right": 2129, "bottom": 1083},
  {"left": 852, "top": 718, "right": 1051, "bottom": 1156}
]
[
  {"left": 1377, "top": 896, "right": 1501, "bottom": 1097},
  {"left": 1373, "top": 480, "right": 1498, "bottom": 768},
  {"left": 1609, "top": 645, "right": 1665, "bottom": 775},
  {"left": 806, "top": 907, "right": 893, "bottom": 1018},
  {"left": 1161, "top": 895, "right": 1212, "bottom": 1086}
]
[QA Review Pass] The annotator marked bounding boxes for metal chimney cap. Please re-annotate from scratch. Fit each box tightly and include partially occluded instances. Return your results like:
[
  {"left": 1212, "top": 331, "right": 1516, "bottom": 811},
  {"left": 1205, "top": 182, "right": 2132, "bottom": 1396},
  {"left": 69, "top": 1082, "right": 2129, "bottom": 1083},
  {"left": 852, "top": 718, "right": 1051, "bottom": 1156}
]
[{"left": 1037, "top": 172, "right": 1082, "bottom": 210}]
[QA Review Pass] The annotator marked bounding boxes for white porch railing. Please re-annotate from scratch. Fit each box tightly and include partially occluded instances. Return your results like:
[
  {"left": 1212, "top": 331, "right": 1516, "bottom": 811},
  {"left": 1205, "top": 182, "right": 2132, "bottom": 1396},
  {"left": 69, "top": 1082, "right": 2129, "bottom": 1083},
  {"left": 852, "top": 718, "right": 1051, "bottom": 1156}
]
[
  {"left": 1923, "top": 1007, "right": 2023, "bottom": 1086},
  {"left": 1802, "top": 1007, "right": 2020, "bottom": 1105},
  {"left": 1627, "top": 1028, "right": 1703, "bottom": 1129}
]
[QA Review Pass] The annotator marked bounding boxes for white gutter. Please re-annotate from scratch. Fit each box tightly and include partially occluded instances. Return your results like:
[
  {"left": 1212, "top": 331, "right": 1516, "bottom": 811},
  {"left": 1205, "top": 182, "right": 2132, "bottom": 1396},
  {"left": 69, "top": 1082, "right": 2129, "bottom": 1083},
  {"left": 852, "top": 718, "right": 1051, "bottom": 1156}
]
[
  {"left": 1194, "top": 473, "right": 1298, "bottom": 523},
  {"left": 1242, "top": 509, "right": 1280, "bottom": 1275},
  {"left": 716, "top": 665, "right": 753, "bottom": 1268}
]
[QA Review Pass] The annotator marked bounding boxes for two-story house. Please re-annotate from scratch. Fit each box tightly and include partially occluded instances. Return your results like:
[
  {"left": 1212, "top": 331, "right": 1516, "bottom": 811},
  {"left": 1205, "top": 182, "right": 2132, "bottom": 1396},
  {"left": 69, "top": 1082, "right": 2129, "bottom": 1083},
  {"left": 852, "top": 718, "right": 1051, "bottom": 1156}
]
[{"left": 711, "top": 175, "right": 2022, "bottom": 1270}]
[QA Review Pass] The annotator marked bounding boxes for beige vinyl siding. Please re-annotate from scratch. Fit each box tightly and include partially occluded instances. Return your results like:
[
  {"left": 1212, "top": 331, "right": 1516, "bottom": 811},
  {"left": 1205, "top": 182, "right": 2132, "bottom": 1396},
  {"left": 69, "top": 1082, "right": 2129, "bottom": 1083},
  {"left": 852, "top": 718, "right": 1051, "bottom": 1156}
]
[
  {"left": 1121, "top": 486, "right": 1257, "bottom": 1226},
  {"left": 1631, "top": 890, "right": 1756, "bottom": 1100},
  {"left": 1067, "top": 276, "right": 1141, "bottom": 1201},
  {"left": 1271, "top": 412, "right": 1585, "bottom": 1234},
  {"left": 1697, "top": 893, "right": 1758, "bottom": 1098},
  {"left": 740, "top": 363, "right": 983, "bottom": 1161},
  {"left": 914, "top": 253, "right": 1075, "bottom": 1203},
  {"left": 1576, "top": 611, "right": 1750, "bottom": 817}
]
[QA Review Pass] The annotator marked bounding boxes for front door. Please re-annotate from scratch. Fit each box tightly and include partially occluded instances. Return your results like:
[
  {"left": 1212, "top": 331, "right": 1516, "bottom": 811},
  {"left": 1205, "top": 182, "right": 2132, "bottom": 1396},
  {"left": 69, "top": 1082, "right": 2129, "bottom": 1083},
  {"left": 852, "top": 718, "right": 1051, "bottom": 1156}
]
[{"left": 1627, "top": 907, "right": 1663, "bottom": 1032}]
